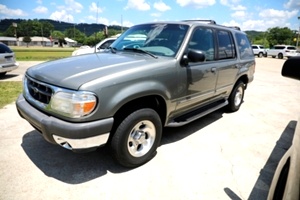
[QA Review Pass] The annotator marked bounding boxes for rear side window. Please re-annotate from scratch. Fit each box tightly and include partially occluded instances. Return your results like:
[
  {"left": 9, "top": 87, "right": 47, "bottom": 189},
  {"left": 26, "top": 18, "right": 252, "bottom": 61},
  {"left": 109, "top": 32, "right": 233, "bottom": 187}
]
[
  {"left": 0, "top": 43, "right": 13, "bottom": 53},
  {"left": 217, "top": 30, "right": 236, "bottom": 60},
  {"left": 235, "top": 33, "right": 253, "bottom": 60},
  {"left": 287, "top": 46, "right": 296, "bottom": 50}
]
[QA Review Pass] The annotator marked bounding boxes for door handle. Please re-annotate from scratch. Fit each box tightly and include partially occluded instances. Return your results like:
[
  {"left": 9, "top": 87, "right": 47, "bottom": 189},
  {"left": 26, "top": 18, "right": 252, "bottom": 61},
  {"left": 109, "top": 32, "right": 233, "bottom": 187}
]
[{"left": 211, "top": 67, "right": 217, "bottom": 73}]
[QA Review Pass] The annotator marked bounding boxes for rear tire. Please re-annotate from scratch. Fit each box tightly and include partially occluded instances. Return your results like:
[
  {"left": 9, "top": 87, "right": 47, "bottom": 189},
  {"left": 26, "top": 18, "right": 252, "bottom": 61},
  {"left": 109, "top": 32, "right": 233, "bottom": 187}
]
[
  {"left": 278, "top": 53, "right": 283, "bottom": 59},
  {"left": 110, "top": 108, "right": 162, "bottom": 168},
  {"left": 227, "top": 81, "right": 245, "bottom": 112},
  {"left": 258, "top": 52, "right": 263, "bottom": 58},
  {"left": 0, "top": 72, "right": 7, "bottom": 77}
]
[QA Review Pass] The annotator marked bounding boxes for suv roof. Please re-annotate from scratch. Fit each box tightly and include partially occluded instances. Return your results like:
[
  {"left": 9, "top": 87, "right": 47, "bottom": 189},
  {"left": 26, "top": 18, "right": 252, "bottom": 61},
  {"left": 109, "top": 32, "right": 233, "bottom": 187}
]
[{"left": 139, "top": 20, "right": 243, "bottom": 32}]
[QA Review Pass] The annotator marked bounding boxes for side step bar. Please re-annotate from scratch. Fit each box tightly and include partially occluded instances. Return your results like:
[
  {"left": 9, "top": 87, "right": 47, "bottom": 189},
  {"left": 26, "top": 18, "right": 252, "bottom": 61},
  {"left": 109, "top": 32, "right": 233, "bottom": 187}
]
[{"left": 167, "top": 100, "right": 228, "bottom": 127}]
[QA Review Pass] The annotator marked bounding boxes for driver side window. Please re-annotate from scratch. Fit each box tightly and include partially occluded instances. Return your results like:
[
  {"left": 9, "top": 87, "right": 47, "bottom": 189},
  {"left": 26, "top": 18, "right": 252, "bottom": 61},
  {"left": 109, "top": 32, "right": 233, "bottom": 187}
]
[{"left": 188, "top": 28, "right": 215, "bottom": 61}]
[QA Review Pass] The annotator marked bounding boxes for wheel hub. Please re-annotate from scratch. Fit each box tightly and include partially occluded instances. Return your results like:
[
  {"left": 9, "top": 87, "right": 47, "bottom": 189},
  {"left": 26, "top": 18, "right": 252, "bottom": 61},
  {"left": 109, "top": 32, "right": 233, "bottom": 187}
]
[{"left": 127, "top": 121, "right": 156, "bottom": 157}]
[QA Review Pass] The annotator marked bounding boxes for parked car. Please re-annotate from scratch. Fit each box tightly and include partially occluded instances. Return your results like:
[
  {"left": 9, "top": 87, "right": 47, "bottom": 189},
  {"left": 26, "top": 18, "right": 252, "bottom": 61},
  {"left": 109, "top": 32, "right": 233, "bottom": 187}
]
[
  {"left": 72, "top": 37, "right": 117, "bottom": 56},
  {"left": 252, "top": 44, "right": 267, "bottom": 58},
  {"left": 267, "top": 56, "right": 300, "bottom": 200},
  {"left": 16, "top": 20, "right": 255, "bottom": 167},
  {"left": 0, "top": 42, "right": 19, "bottom": 77},
  {"left": 266, "top": 45, "right": 299, "bottom": 59}
]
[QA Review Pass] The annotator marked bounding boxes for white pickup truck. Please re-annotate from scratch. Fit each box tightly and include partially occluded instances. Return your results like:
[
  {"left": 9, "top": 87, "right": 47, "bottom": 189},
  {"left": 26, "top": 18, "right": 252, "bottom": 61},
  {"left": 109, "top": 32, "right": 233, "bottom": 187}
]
[{"left": 266, "top": 45, "right": 299, "bottom": 59}]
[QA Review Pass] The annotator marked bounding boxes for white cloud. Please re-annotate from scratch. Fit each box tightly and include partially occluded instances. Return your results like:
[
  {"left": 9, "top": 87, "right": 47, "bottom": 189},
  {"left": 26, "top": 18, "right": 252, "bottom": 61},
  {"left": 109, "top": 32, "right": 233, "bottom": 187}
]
[
  {"left": 0, "top": 4, "right": 27, "bottom": 17},
  {"left": 33, "top": 6, "right": 48, "bottom": 14},
  {"left": 123, "top": 20, "right": 134, "bottom": 27},
  {"left": 124, "top": 0, "right": 151, "bottom": 11},
  {"left": 64, "top": 0, "right": 83, "bottom": 13},
  {"left": 36, "top": 0, "right": 42, "bottom": 4},
  {"left": 153, "top": 1, "right": 171, "bottom": 12},
  {"left": 284, "top": 0, "right": 300, "bottom": 9},
  {"left": 50, "top": 10, "right": 74, "bottom": 22},
  {"left": 259, "top": 9, "right": 298, "bottom": 19},
  {"left": 231, "top": 5, "right": 246, "bottom": 11},
  {"left": 231, "top": 11, "right": 246, "bottom": 18},
  {"left": 89, "top": 2, "right": 104, "bottom": 13},
  {"left": 176, "top": 0, "right": 215, "bottom": 8},
  {"left": 97, "top": 17, "right": 109, "bottom": 25},
  {"left": 151, "top": 13, "right": 162, "bottom": 17}
]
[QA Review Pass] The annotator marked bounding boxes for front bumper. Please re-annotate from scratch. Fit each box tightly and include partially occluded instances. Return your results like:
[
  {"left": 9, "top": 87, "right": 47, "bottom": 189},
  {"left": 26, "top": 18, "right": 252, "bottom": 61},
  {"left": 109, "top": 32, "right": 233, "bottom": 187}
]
[{"left": 16, "top": 94, "right": 114, "bottom": 151}]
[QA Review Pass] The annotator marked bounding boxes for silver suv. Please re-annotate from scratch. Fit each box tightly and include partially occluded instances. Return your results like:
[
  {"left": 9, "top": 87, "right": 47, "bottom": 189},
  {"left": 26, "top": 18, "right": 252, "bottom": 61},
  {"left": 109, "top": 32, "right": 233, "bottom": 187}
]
[
  {"left": 17, "top": 20, "right": 255, "bottom": 167},
  {"left": 252, "top": 44, "right": 267, "bottom": 58},
  {"left": 0, "top": 42, "right": 19, "bottom": 77}
]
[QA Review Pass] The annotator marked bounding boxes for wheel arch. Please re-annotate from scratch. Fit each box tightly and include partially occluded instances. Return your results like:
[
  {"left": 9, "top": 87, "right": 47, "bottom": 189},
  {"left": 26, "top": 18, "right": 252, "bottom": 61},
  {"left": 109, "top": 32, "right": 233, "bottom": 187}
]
[
  {"left": 109, "top": 95, "right": 167, "bottom": 142},
  {"left": 235, "top": 74, "right": 249, "bottom": 89}
]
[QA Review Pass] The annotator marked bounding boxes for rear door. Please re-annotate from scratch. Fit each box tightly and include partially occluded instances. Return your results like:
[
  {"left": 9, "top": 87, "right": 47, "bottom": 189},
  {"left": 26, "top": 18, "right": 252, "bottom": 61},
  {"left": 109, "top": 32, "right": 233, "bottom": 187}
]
[{"left": 214, "top": 29, "right": 239, "bottom": 96}]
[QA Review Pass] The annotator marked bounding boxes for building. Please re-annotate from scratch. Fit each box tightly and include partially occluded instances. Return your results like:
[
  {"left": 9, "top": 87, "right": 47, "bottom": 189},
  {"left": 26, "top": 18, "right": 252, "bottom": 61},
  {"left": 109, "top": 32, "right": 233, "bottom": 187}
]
[
  {"left": 18, "top": 36, "right": 52, "bottom": 47},
  {"left": 0, "top": 36, "right": 17, "bottom": 46}
]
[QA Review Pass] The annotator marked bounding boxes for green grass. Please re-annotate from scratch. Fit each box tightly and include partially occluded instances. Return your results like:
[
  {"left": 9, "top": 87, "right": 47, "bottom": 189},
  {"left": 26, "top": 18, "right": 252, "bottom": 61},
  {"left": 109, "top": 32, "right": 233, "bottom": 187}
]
[
  {"left": 0, "top": 81, "right": 23, "bottom": 108},
  {"left": 11, "top": 47, "right": 75, "bottom": 61}
]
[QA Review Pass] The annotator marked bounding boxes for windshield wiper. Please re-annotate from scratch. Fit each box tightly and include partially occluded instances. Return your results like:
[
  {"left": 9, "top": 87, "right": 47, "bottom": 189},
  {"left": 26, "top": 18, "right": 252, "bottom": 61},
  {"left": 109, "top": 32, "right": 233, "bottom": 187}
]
[{"left": 123, "top": 47, "right": 158, "bottom": 59}]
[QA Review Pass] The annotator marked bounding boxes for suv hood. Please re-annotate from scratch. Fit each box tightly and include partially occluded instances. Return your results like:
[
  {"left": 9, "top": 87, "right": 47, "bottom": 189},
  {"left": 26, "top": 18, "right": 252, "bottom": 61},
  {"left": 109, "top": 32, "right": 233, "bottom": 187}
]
[{"left": 26, "top": 52, "right": 158, "bottom": 90}]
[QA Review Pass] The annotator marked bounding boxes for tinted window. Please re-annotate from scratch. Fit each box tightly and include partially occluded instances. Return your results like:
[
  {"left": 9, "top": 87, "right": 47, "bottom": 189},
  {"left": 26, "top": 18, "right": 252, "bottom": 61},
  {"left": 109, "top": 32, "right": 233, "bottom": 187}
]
[
  {"left": 100, "top": 40, "right": 115, "bottom": 49},
  {"left": 0, "top": 43, "right": 13, "bottom": 53},
  {"left": 287, "top": 46, "right": 296, "bottom": 50},
  {"left": 252, "top": 46, "right": 258, "bottom": 49},
  {"left": 235, "top": 32, "right": 253, "bottom": 60},
  {"left": 275, "top": 46, "right": 285, "bottom": 50},
  {"left": 188, "top": 27, "right": 215, "bottom": 61},
  {"left": 217, "top": 30, "right": 235, "bottom": 60}
]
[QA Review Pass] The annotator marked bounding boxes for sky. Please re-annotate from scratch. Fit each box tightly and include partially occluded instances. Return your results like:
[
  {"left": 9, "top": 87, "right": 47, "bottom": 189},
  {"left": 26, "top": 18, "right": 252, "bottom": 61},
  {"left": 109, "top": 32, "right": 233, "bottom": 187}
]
[{"left": 0, "top": 0, "right": 299, "bottom": 31}]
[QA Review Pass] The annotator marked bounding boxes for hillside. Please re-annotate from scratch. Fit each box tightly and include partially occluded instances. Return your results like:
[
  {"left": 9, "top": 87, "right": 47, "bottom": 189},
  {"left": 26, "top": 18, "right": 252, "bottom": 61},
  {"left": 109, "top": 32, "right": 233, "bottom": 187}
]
[{"left": 0, "top": 18, "right": 123, "bottom": 36}]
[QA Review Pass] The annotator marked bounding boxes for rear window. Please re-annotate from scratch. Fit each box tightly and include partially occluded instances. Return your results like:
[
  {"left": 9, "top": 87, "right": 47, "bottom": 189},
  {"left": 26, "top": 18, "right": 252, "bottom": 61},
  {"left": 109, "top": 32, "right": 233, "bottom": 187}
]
[
  {"left": 217, "top": 30, "right": 236, "bottom": 60},
  {"left": 235, "top": 32, "right": 253, "bottom": 60},
  {"left": 0, "top": 43, "right": 13, "bottom": 53}
]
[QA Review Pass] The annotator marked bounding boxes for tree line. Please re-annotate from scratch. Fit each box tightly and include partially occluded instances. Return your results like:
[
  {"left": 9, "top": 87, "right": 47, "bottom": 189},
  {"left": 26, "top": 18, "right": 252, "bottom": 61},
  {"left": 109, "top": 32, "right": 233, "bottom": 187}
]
[
  {"left": 1, "top": 19, "right": 124, "bottom": 46},
  {"left": 0, "top": 19, "right": 299, "bottom": 47}
]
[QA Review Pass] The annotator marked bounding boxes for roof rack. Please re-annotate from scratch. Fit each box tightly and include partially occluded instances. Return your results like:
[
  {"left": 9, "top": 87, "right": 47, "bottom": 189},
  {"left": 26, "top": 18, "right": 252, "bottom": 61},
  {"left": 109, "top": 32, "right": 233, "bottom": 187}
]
[
  {"left": 228, "top": 26, "right": 241, "bottom": 31},
  {"left": 182, "top": 20, "right": 216, "bottom": 24}
]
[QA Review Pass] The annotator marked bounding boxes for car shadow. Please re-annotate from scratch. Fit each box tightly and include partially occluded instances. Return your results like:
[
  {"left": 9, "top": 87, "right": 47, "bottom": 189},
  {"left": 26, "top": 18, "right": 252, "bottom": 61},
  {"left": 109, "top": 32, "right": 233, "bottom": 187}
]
[
  {"left": 21, "top": 131, "right": 130, "bottom": 184},
  {"left": 224, "top": 120, "right": 297, "bottom": 200},
  {"left": 0, "top": 74, "right": 19, "bottom": 80},
  {"left": 21, "top": 109, "right": 225, "bottom": 184}
]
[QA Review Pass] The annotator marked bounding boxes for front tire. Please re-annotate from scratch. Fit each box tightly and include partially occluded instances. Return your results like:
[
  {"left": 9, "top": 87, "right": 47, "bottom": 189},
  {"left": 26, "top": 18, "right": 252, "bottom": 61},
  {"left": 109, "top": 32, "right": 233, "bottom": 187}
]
[
  {"left": 227, "top": 81, "right": 245, "bottom": 112},
  {"left": 258, "top": 52, "right": 263, "bottom": 58},
  {"left": 110, "top": 108, "right": 162, "bottom": 168}
]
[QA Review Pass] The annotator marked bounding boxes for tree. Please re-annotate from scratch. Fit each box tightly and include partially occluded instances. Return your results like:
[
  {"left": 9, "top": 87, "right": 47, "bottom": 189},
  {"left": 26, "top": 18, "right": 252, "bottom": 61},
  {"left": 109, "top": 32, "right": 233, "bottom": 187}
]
[
  {"left": 266, "top": 27, "right": 294, "bottom": 47},
  {"left": 23, "top": 36, "right": 31, "bottom": 47}
]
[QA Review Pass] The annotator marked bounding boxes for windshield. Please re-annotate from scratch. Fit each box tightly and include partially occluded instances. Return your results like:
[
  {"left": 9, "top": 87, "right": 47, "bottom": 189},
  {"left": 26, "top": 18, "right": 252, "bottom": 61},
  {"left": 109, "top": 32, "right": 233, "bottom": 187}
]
[{"left": 110, "top": 23, "right": 189, "bottom": 57}]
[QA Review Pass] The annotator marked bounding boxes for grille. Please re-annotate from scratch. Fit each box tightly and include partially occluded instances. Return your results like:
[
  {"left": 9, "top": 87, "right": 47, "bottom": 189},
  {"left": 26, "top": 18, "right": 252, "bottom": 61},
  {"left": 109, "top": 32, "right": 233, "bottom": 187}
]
[{"left": 27, "top": 78, "right": 53, "bottom": 104}]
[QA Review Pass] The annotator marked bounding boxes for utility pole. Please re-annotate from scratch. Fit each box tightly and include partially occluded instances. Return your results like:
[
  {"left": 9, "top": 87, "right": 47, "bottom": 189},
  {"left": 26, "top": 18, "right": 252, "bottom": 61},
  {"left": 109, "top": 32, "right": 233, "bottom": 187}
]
[
  {"left": 296, "top": 16, "right": 300, "bottom": 49},
  {"left": 12, "top": 22, "right": 17, "bottom": 46}
]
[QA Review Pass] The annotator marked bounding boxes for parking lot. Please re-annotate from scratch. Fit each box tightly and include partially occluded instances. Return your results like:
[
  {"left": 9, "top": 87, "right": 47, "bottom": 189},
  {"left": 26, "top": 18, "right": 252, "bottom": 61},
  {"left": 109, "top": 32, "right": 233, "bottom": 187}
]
[{"left": 0, "top": 58, "right": 300, "bottom": 200}]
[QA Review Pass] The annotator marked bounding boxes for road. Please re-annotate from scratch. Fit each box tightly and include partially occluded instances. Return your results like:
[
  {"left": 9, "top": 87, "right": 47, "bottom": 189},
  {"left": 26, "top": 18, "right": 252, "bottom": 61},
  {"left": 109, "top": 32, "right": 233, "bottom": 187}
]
[{"left": 0, "top": 58, "right": 300, "bottom": 200}]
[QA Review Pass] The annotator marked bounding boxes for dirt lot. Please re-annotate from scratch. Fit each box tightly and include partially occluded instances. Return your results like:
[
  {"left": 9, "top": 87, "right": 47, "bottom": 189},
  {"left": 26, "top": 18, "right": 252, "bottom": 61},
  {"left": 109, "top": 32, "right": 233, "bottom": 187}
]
[{"left": 0, "top": 58, "right": 300, "bottom": 200}]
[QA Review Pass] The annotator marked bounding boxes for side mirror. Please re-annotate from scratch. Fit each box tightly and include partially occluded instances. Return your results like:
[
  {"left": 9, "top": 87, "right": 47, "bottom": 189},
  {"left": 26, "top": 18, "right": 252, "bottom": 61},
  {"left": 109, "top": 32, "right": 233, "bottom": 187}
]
[
  {"left": 181, "top": 49, "right": 206, "bottom": 66},
  {"left": 282, "top": 56, "right": 300, "bottom": 81}
]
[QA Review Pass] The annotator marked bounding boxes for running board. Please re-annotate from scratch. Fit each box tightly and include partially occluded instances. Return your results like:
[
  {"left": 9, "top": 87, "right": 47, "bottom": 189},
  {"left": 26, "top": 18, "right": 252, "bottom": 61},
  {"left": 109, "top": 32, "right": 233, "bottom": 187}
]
[{"left": 167, "top": 100, "right": 228, "bottom": 127}]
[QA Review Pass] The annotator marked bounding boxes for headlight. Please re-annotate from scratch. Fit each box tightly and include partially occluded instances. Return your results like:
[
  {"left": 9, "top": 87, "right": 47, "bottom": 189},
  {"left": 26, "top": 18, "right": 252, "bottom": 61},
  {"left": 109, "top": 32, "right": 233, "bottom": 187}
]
[{"left": 50, "top": 91, "right": 97, "bottom": 118}]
